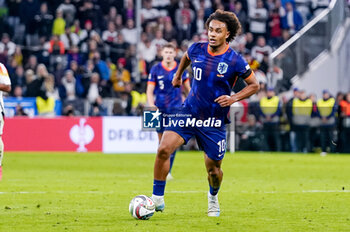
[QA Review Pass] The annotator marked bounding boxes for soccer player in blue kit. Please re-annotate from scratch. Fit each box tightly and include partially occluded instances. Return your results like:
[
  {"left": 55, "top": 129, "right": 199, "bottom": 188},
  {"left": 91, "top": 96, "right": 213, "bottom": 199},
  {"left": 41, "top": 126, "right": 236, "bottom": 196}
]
[
  {"left": 146, "top": 43, "right": 191, "bottom": 180},
  {"left": 151, "top": 10, "right": 259, "bottom": 216}
]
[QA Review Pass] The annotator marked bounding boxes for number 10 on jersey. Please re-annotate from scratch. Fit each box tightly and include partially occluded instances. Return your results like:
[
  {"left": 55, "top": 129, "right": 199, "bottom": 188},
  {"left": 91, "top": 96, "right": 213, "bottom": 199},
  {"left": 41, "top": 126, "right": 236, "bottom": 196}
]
[{"left": 193, "top": 67, "right": 202, "bottom": 81}]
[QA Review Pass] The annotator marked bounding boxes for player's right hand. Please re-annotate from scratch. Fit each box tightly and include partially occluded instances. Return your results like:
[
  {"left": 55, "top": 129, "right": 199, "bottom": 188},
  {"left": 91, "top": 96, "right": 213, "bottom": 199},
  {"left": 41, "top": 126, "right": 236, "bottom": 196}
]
[
  {"left": 172, "top": 74, "right": 182, "bottom": 88},
  {"left": 148, "top": 104, "right": 158, "bottom": 111}
]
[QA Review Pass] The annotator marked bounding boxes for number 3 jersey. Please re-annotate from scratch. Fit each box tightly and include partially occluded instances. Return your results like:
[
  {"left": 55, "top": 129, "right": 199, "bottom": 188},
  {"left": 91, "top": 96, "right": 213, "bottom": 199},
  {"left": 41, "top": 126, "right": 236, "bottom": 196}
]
[
  {"left": 185, "top": 42, "right": 253, "bottom": 124},
  {"left": 148, "top": 61, "right": 189, "bottom": 110}
]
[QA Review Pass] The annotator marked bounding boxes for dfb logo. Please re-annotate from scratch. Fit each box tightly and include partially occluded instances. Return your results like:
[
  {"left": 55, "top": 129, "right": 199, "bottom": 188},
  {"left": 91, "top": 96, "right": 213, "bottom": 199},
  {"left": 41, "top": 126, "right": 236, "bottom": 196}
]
[
  {"left": 70, "top": 118, "right": 94, "bottom": 152},
  {"left": 143, "top": 109, "right": 161, "bottom": 129}
]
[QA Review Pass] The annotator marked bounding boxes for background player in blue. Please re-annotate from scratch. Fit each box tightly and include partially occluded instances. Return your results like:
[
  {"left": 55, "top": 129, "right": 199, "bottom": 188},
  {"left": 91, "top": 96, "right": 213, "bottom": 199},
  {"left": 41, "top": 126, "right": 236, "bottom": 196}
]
[
  {"left": 146, "top": 43, "right": 191, "bottom": 180},
  {"left": 151, "top": 10, "right": 260, "bottom": 216}
]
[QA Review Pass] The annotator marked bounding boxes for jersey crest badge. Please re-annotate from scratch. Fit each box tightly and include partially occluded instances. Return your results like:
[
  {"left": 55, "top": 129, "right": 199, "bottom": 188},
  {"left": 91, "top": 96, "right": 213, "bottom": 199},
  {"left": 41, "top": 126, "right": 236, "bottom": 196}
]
[{"left": 217, "top": 62, "right": 228, "bottom": 75}]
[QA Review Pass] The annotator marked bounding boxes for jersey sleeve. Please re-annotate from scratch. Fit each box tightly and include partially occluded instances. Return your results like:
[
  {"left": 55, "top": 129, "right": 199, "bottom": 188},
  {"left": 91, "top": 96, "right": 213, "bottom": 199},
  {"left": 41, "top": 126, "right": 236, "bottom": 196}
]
[
  {"left": 0, "top": 63, "right": 11, "bottom": 85},
  {"left": 187, "top": 42, "right": 200, "bottom": 61},
  {"left": 235, "top": 54, "right": 253, "bottom": 79},
  {"left": 147, "top": 65, "right": 157, "bottom": 85}
]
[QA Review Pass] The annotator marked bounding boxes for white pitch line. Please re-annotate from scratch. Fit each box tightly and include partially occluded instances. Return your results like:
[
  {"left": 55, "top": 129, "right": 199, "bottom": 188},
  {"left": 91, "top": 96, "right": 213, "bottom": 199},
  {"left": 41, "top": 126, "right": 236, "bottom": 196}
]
[
  {"left": 302, "top": 190, "right": 350, "bottom": 193},
  {"left": 0, "top": 190, "right": 349, "bottom": 195},
  {"left": 0, "top": 191, "right": 114, "bottom": 195},
  {"left": 166, "top": 190, "right": 205, "bottom": 194},
  {"left": 241, "top": 190, "right": 350, "bottom": 194},
  {"left": 0, "top": 191, "right": 47, "bottom": 194}
]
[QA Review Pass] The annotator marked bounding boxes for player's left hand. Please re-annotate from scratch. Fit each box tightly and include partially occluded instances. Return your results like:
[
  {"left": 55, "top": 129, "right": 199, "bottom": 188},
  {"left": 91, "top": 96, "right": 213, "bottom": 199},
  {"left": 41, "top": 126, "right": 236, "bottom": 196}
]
[
  {"left": 215, "top": 95, "right": 236, "bottom": 107},
  {"left": 172, "top": 75, "right": 182, "bottom": 88}
]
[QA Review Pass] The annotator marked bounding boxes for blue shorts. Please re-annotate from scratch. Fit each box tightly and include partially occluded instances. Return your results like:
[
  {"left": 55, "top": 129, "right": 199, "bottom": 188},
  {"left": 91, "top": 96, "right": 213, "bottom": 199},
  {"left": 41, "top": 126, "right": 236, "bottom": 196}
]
[
  {"left": 156, "top": 115, "right": 166, "bottom": 133},
  {"left": 156, "top": 109, "right": 174, "bottom": 134},
  {"left": 166, "top": 125, "right": 227, "bottom": 161}
]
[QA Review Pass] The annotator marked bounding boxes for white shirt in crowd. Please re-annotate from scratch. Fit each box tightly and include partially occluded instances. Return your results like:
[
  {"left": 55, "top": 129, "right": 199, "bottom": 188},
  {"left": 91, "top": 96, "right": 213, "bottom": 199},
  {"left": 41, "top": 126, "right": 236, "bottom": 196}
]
[
  {"left": 102, "top": 30, "right": 118, "bottom": 43},
  {"left": 60, "top": 32, "right": 80, "bottom": 50},
  {"left": 139, "top": 42, "right": 157, "bottom": 63},
  {"left": 230, "top": 34, "right": 247, "bottom": 50},
  {"left": 140, "top": 8, "right": 160, "bottom": 21},
  {"left": 79, "top": 29, "right": 98, "bottom": 53},
  {"left": 196, "top": 18, "right": 205, "bottom": 34},
  {"left": 121, "top": 28, "right": 138, "bottom": 45},
  {"left": 152, "top": 0, "right": 170, "bottom": 8},
  {"left": 278, "top": 6, "right": 286, "bottom": 17},
  {"left": 249, "top": 7, "right": 268, "bottom": 34},
  {"left": 251, "top": 45, "right": 273, "bottom": 63},
  {"left": 61, "top": 76, "right": 76, "bottom": 101},
  {"left": 0, "top": 41, "right": 16, "bottom": 56},
  {"left": 266, "top": 67, "right": 283, "bottom": 89},
  {"left": 247, "top": 0, "right": 257, "bottom": 14},
  {"left": 151, "top": 38, "right": 167, "bottom": 49},
  {"left": 287, "top": 11, "right": 295, "bottom": 28},
  {"left": 56, "top": 2, "right": 76, "bottom": 16},
  {"left": 255, "top": 69, "right": 267, "bottom": 84},
  {"left": 87, "top": 83, "right": 99, "bottom": 103},
  {"left": 192, "top": 0, "right": 212, "bottom": 10}
]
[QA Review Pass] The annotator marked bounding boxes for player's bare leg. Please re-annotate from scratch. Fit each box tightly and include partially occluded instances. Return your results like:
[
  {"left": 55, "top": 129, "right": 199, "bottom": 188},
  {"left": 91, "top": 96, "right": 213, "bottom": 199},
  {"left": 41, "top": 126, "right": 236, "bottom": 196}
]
[
  {"left": 157, "top": 132, "right": 176, "bottom": 181},
  {"left": 205, "top": 154, "right": 223, "bottom": 217},
  {"left": 152, "top": 131, "right": 184, "bottom": 211},
  {"left": 157, "top": 132, "right": 163, "bottom": 142},
  {"left": 154, "top": 131, "right": 184, "bottom": 180}
]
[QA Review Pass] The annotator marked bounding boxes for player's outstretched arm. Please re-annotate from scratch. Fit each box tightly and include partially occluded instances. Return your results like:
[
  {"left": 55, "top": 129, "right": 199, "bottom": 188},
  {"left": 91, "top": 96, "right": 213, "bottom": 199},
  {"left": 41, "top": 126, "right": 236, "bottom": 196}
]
[
  {"left": 0, "top": 84, "right": 11, "bottom": 93},
  {"left": 146, "top": 83, "right": 156, "bottom": 108},
  {"left": 173, "top": 52, "right": 191, "bottom": 88},
  {"left": 215, "top": 73, "right": 259, "bottom": 107}
]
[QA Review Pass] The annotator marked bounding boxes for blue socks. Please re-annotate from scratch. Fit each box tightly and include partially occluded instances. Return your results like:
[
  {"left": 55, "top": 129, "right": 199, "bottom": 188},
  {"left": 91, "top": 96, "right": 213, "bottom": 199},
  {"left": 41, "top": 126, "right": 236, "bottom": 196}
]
[
  {"left": 153, "top": 152, "right": 175, "bottom": 196},
  {"left": 169, "top": 151, "right": 176, "bottom": 173},
  {"left": 209, "top": 185, "right": 220, "bottom": 196},
  {"left": 153, "top": 179, "right": 166, "bottom": 196}
]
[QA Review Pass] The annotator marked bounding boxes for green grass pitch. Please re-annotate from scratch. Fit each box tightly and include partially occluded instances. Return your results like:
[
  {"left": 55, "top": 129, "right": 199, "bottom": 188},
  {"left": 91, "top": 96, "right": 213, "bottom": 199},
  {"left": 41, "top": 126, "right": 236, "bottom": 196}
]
[{"left": 0, "top": 151, "right": 350, "bottom": 232}]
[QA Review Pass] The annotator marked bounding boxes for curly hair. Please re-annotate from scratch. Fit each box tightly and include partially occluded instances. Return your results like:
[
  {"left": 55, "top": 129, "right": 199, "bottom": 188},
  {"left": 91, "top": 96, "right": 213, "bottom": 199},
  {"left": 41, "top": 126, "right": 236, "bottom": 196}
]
[{"left": 205, "top": 10, "right": 241, "bottom": 43}]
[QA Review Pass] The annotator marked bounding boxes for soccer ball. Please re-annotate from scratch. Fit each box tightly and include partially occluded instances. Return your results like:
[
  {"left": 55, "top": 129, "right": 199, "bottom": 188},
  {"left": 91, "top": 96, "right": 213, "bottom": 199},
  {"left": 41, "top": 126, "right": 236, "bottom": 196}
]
[{"left": 129, "top": 195, "right": 155, "bottom": 220}]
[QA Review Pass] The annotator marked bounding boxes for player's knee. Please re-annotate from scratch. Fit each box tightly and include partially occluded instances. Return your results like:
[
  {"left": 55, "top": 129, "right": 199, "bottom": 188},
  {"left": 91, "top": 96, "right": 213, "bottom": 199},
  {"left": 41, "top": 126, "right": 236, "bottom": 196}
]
[
  {"left": 208, "top": 167, "right": 220, "bottom": 179},
  {"left": 157, "top": 144, "right": 172, "bottom": 160}
]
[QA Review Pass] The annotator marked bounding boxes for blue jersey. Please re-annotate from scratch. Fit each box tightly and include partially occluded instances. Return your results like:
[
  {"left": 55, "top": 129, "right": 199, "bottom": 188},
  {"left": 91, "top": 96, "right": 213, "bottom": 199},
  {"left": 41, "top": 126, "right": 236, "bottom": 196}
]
[
  {"left": 148, "top": 61, "right": 189, "bottom": 110},
  {"left": 185, "top": 42, "right": 252, "bottom": 123}
]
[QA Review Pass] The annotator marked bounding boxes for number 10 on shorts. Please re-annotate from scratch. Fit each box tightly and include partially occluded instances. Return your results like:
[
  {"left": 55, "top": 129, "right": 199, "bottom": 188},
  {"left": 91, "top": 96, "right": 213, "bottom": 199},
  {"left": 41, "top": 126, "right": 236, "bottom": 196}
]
[{"left": 217, "top": 139, "right": 226, "bottom": 153}]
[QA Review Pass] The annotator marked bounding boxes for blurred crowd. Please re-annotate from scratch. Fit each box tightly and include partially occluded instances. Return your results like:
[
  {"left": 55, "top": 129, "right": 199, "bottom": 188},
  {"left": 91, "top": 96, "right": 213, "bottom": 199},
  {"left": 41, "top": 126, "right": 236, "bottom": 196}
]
[
  {"left": 0, "top": 0, "right": 328, "bottom": 116},
  {"left": 235, "top": 88, "right": 350, "bottom": 154}
]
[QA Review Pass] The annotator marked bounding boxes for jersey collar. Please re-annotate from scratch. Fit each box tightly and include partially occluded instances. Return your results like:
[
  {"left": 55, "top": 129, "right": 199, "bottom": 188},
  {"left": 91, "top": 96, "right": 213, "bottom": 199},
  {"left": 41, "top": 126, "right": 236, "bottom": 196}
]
[
  {"left": 207, "top": 43, "right": 229, "bottom": 56},
  {"left": 161, "top": 61, "right": 177, "bottom": 71}
]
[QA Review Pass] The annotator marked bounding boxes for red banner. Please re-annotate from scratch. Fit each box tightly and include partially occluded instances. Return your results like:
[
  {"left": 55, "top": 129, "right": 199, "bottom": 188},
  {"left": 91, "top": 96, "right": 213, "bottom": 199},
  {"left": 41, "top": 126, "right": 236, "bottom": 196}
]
[{"left": 3, "top": 117, "right": 102, "bottom": 151}]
